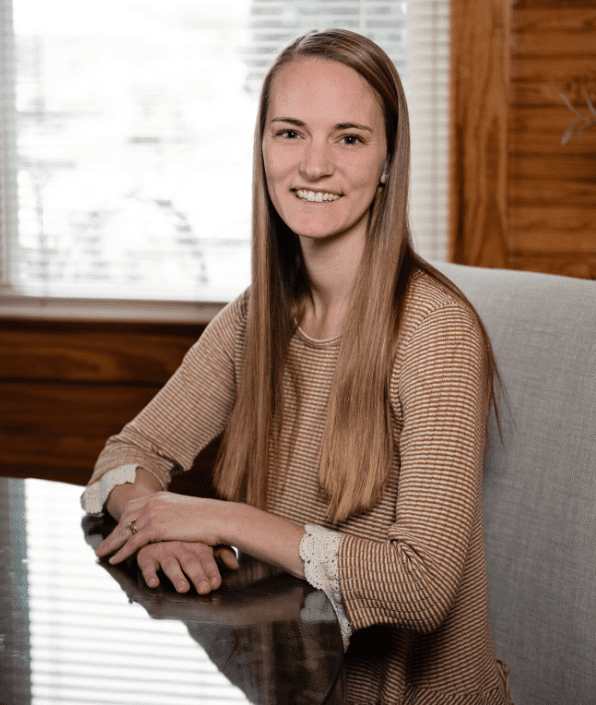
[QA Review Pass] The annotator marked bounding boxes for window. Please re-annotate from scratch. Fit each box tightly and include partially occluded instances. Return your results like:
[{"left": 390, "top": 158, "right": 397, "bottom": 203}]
[{"left": 0, "top": 0, "right": 448, "bottom": 314}]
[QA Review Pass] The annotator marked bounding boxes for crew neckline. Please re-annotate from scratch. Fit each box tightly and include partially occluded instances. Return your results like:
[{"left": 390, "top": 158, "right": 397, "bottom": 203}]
[{"left": 295, "top": 325, "right": 342, "bottom": 348}]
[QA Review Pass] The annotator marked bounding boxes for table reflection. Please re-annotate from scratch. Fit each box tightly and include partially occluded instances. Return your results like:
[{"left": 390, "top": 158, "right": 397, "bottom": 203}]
[{"left": 0, "top": 478, "right": 344, "bottom": 705}]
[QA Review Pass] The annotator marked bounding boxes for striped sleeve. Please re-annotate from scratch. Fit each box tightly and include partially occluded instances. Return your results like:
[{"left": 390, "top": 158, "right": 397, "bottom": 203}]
[
  {"left": 337, "top": 304, "right": 487, "bottom": 635},
  {"left": 87, "top": 291, "right": 248, "bottom": 489}
]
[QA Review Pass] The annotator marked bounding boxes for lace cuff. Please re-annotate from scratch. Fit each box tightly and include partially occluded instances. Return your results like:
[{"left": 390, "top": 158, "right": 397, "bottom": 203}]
[
  {"left": 80, "top": 464, "right": 139, "bottom": 515},
  {"left": 299, "top": 524, "right": 352, "bottom": 651}
]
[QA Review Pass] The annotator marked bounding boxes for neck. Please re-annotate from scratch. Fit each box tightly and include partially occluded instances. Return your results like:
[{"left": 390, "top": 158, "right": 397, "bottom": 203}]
[{"left": 298, "top": 228, "right": 365, "bottom": 339}]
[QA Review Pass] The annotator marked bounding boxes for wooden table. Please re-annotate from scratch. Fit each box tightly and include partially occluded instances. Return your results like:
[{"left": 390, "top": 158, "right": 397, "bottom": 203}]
[{"left": 0, "top": 477, "right": 345, "bottom": 705}]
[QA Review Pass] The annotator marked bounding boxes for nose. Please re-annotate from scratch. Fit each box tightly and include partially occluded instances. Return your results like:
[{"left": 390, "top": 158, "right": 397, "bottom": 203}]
[{"left": 299, "top": 139, "right": 334, "bottom": 181}]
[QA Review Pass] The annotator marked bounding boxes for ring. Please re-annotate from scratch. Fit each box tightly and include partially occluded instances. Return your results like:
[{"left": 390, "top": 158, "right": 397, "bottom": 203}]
[{"left": 127, "top": 518, "right": 138, "bottom": 535}]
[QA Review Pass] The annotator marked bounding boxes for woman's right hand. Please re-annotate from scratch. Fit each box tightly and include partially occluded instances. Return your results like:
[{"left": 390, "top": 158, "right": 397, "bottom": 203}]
[{"left": 136, "top": 541, "right": 239, "bottom": 594}]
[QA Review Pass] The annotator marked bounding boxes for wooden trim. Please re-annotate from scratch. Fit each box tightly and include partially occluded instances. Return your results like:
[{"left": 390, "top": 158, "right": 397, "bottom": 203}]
[
  {"left": 0, "top": 292, "right": 226, "bottom": 325},
  {"left": 449, "top": 0, "right": 512, "bottom": 268}
]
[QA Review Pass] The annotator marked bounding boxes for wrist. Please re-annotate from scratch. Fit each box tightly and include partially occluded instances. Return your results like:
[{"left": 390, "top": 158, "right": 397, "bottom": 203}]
[
  {"left": 215, "top": 500, "right": 241, "bottom": 548},
  {"left": 105, "top": 468, "right": 162, "bottom": 520}
]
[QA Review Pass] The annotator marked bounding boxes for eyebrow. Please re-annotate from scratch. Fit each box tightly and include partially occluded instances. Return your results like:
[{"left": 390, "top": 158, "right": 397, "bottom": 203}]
[{"left": 270, "top": 117, "right": 373, "bottom": 132}]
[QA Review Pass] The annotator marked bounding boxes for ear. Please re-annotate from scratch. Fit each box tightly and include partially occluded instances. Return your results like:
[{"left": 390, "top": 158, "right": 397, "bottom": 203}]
[{"left": 380, "top": 172, "right": 387, "bottom": 185}]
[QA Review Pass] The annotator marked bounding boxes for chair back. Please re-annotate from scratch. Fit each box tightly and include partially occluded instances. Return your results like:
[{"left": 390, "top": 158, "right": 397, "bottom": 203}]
[{"left": 434, "top": 262, "right": 596, "bottom": 705}]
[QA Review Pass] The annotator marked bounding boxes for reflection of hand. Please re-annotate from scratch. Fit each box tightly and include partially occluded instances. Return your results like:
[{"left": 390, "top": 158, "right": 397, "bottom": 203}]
[
  {"left": 94, "top": 546, "right": 309, "bottom": 626},
  {"left": 95, "top": 492, "right": 226, "bottom": 564},
  {"left": 136, "top": 541, "right": 238, "bottom": 594}
]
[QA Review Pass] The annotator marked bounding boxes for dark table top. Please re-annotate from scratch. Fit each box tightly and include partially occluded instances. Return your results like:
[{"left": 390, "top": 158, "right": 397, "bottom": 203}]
[{"left": 0, "top": 477, "right": 345, "bottom": 705}]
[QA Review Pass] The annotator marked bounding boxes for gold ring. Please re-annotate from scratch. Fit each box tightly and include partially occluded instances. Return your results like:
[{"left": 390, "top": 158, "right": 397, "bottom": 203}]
[{"left": 127, "top": 518, "right": 138, "bottom": 535}]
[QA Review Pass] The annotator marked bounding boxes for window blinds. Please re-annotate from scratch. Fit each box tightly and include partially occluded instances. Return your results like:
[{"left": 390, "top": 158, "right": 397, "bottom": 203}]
[
  {"left": 0, "top": 0, "right": 449, "bottom": 305},
  {"left": 407, "top": 0, "right": 449, "bottom": 261}
]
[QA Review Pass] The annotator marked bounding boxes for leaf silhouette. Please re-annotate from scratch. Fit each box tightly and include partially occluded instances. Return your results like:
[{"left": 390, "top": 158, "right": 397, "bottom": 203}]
[
  {"left": 559, "top": 87, "right": 596, "bottom": 144},
  {"left": 583, "top": 88, "right": 596, "bottom": 118}
]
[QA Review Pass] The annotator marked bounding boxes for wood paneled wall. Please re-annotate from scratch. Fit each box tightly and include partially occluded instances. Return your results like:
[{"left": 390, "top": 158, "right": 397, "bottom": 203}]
[
  {"left": 451, "top": 0, "right": 596, "bottom": 279},
  {"left": 0, "top": 318, "right": 220, "bottom": 494}
]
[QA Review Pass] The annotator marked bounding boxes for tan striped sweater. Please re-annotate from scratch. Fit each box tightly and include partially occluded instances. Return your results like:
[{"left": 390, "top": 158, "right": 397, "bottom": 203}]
[{"left": 89, "top": 270, "right": 512, "bottom": 704}]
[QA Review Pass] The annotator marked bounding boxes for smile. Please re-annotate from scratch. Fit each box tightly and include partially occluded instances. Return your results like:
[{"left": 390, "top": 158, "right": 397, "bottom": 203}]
[{"left": 294, "top": 189, "right": 341, "bottom": 202}]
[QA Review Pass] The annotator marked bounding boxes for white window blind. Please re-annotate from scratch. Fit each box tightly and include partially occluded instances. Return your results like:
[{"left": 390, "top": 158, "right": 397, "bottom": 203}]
[
  {"left": 407, "top": 0, "right": 449, "bottom": 262},
  {"left": 0, "top": 0, "right": 448, "bottom": 308}
]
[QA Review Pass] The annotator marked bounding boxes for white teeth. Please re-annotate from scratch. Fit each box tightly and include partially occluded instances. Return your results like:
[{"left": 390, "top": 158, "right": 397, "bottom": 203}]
[{"left": 296, "top": 189, "right": 341, "bottom": 202}]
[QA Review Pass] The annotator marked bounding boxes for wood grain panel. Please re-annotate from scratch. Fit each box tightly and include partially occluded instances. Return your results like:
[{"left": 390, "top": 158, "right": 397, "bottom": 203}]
[
  {"left": 508, "top": 253, "right": 596, "bottom": 280},
  {"left": 510, "top": 105, "right": 596, "bottom": 138},
  {"left": 512, "top": 7, "right": 596, "bottom": 33},
  {"left": 511, "top": 80, "right": 596, "bottom": 109},
  {"left": 0, "top": 381, "right": 158, "bottom": 466},
  {"left": 509, "top": 153, "right": 596, "bottom": 181},
  {"left": 513, "top": 33, "right": 596, "bottom": 56},
  {"left": 0, "top": 381, "right": 159, "bottom": 425},
  {"left": 511, "top": 57, "right": 596, "bottom": 85},
  {"left": 509, "top": 128, "right": 596, "bottom": 153},
  {"left": 513, "top": 0, "right": 596, "bottom": 10},
  {"left": 449, "top": 0, "right": 511, "bottom": 268},
  {"left": 0, "top": 380, "right": 221, "bottom": 489},
  {"left": 0, "top": 320, "right": 216, "bottom": 485},
  {"left": 508, "top": 178, "right": 596, "bottom": 206},
  {"left": 509, "top": 206, "right": 596, "bottom": 252},
  {"left": 0, "top": 322, "right": 201, "bottom": 383},
  {"left": 450, "top": 0, "right": 596, "bottom": 279}
]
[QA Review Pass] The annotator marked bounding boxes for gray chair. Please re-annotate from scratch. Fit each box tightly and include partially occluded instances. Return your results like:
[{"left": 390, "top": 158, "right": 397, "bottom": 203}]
[{"left": 433, "top": 262, "right": 596, "bottom": 704}]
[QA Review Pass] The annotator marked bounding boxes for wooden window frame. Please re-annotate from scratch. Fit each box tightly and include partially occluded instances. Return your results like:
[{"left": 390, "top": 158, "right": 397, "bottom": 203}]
[{"left": 449, "top": 0, "right": 511, "bottom": 269}]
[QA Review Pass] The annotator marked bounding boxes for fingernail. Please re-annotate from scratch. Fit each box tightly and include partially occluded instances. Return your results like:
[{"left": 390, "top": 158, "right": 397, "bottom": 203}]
[
  {"left": 210, "top": 577, "right": 218, "bottom": 587},
  {"left": 177, "top": 582, "right": 187, "bottom": 592},
  {"left": 198, "top": 581, "right": 209, "bottom": 592},
  {"left": 148, "top": 579, "right": 158, "bottom": 588}
]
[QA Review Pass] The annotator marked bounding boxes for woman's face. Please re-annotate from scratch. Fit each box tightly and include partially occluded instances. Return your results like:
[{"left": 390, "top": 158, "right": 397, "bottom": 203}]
[{"left": 262, "top": 57, "right": 387, "bottom": 245}]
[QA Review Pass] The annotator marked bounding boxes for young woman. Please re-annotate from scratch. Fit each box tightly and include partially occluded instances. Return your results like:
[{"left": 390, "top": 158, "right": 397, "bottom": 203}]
[{"left": 87, "top": 29, "right": 513, "bottom": 704}]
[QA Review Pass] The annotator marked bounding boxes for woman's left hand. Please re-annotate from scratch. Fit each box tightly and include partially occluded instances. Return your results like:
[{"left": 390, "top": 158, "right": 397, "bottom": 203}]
[{"left": 95, "top": 492, "right": 226, "bottom": 565}]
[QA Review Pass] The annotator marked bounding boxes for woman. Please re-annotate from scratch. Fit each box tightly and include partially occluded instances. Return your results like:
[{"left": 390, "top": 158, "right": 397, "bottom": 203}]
[{"left": 87, "top": 29, "right": 513, "bottom": 704}]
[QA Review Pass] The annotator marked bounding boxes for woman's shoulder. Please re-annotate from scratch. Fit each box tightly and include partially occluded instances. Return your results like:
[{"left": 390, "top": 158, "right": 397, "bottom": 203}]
[
  {"left": 400, "top": 267, "right": 480, "bottom": 344},
  {"left": 406, "top": 267, "right": 470, "bottom": 313},
  {"left": 391, "top": 268, "right": 486, "bottom": 390},
  {"left": 208, "top": 287, "right": 250, "bottom": 330},
  {"left": 188, "top": 287, "right": 251, "bottom": 358}
]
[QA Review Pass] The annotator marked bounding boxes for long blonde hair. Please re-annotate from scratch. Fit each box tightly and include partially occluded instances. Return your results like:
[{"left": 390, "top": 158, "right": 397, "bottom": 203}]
[{"left": 214, "top": 29, "right": 501, "bottom": 523}]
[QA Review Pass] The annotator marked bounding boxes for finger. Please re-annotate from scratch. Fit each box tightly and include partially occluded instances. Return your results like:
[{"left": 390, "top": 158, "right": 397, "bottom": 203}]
[
  {"left": 215, "top": 546, "right": 239, "bottom": 570},
  {"left": 137, "top": 552, "right": 160, "bottom": 589},
  {"left": 96, "top": 526, "right": 128, "bottom": 557},
  {"left": 107, "top": 530, "right": 150, "bottom": 565},
  {"left": 180, "top": 549, "right": 220, "bottom": 594},
  {"left": 96, "top": 515, "right": 141, "bottom": 557},
  {"left": 159, "top": 555, "right": 192, "bottom": 593}
]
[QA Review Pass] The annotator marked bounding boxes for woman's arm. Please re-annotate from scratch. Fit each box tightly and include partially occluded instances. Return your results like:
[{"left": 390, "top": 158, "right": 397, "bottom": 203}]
[
  {"left": 95, "top": 494, "right": 307, "bottom": 579},
  {"left": 219, "top": 502, "right": 307, "bottom": 579},
  {"left": 336, "top": 303, "right": 488, "bottom": 635}
]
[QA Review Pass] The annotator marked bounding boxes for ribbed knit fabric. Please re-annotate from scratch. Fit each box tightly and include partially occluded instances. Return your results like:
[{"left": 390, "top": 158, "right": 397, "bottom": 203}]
[{"left": 87, "top": 270, "right": 513, "bottom": 705}]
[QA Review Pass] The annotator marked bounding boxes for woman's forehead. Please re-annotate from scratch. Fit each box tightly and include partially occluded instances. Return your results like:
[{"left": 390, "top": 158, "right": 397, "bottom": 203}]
[{"left": 267, "top": 57, "right": 383, "bottom": 126}]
